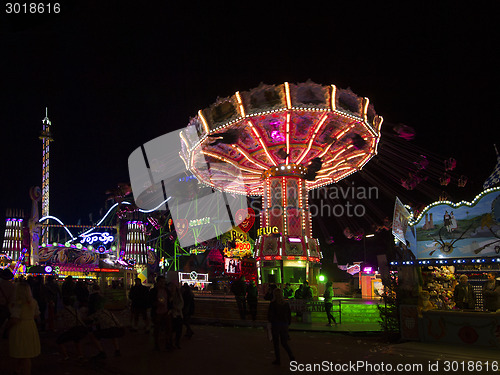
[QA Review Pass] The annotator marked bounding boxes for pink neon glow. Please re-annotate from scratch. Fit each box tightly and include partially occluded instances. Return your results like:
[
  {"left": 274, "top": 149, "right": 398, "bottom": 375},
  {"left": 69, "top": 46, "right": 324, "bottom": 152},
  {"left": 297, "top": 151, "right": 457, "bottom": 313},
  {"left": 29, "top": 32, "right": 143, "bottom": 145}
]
[
  {"left": 288, "top": 237, "right": 301, "bottom": 243},
  {"left": 363, "top": 267, "right": 373, "bottom": 273},
  {"left": 270, "top": 130, "right": 284, "bottom": 141}
]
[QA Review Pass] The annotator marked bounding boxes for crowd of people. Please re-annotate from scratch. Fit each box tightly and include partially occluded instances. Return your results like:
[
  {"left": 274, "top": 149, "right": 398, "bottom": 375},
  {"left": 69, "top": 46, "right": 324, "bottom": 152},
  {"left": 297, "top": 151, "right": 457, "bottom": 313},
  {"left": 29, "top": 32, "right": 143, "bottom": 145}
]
[
  {"left": 146, "top": 275, "right": 195, "bottom": 350},
  {"left": 2, "top": 269, "right": 368, "bottom": 370},
  {"left": 0, "top": 270, "right": 197, "bottom": 374}
]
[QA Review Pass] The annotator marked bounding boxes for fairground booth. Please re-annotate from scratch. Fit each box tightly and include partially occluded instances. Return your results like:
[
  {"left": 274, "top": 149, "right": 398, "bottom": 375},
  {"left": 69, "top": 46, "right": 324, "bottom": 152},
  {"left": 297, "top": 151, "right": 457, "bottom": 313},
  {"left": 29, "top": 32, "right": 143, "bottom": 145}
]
[{"left": 391, "top": 186, "right": 500, "bottom": 347}]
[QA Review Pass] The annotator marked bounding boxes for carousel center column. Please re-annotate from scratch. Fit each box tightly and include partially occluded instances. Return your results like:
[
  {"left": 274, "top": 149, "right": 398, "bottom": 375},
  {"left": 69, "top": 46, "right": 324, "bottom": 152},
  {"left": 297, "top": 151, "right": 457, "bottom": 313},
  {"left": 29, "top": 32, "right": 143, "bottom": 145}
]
[{"left": 256, "top": 165, "right": 321, "bottom": 286}]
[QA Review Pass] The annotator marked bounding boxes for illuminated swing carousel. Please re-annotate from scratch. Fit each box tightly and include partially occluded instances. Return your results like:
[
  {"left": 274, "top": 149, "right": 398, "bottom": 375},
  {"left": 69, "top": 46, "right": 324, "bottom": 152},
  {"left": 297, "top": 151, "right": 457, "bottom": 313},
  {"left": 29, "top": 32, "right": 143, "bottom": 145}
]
[{"left": 180, "top": 81, "right": 383, "bottom": 285}]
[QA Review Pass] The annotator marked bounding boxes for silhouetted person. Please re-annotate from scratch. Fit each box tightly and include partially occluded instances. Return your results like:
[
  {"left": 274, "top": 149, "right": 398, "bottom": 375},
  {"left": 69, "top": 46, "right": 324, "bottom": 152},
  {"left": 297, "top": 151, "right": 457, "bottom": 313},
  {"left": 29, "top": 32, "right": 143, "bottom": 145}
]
[
  {"left": 246, "top": 280, "right": 258, "bottom": 321},
  {"left": 283, "top": 283, "right": 294, "bottom": 299},
  {"left": 264, "top": 283, "right": 277, "bottom": 301},
  {"left": 323, "top": 281, "right": 336, "bottom": 326},
  {"left": 87, "top": 284, "right": 124, "bottom": 359},
  {"left": 8, "top": 282, "right": 41, "bottom": 375},
  {"left": 482, "top": 273, "right": 499, "bottom": 312},
  {"left": 302, "top": 281, "right": 313, "bottom": 301},
  {"left": 167, "top": 282, "right": 184, "bottom": 349},
  {"left": 268, "top": 288, "right": 295, "bottom": 366},
  {"left": 61, "top": 276, "right": 76, "bottom": 307},
  {"left": 56, "top": 297, "right": 88, "bottom": 360},
  {"left": 231, "top": 276, "right": 247, "bottom": 319},
  {"left": 181, "top": 283, "right": 195, "bottom": 338},
  {"left": 129, "top": 278, "right": 150, "bottom": 332},
  {"left": 294, "top": 284, "right": 304, "bottom": 300},
  {"left": 31, "top": 276, "right": 47, "bottom": 331},
  {"left": 0, "top": 268, "right": 15, "bottom": 337},
  {"left": 74, "top": 280, "right": 90, "bottom": 315},
  {"left": 208, "top": 128, "right": 240, "bottom": 146},
  {"left": 454, "top": 275, "right": 475, "bottom": 310},
  {"left": 149, "top": 276, "right": 171, "bottom": 351},
  {"left": 45, "top": 276, "right": 61, "bottom": 332}
]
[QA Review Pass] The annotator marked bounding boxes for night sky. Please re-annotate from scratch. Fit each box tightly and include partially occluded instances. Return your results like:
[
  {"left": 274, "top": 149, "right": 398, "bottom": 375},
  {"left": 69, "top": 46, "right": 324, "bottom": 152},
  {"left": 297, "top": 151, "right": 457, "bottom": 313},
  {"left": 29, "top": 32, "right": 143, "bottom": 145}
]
[{"left": 1, "top": 2, "right": 498, "bottom": 259}]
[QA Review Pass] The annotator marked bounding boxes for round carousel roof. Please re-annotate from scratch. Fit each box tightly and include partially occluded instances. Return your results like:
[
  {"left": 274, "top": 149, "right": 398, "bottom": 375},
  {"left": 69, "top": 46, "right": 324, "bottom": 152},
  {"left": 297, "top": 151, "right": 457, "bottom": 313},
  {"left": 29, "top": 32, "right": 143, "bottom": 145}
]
[{"left": 180, "top": 81, "right": 383, "bottom": 196}]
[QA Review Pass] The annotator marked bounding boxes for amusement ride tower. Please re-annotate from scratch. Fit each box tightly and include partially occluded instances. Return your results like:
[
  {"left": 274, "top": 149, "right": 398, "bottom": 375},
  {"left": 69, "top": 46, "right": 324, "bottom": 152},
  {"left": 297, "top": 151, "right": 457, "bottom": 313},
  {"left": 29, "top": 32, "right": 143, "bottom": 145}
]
[
  {"left": 39, "top": 108, "right": 53, "bottom": 243},
  {"left": 180, "top": 81, "right": 383, "bottom": 285}
]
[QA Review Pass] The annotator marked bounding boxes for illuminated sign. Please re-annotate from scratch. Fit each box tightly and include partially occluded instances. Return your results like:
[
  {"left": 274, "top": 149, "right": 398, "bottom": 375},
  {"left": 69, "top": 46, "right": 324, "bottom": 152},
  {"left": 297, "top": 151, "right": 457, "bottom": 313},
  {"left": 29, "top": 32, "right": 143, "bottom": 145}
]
[
  {"left": 223, "top": 246, "right": 253, "bottom": 258},
  {"left": 189, "top": 217, "right": 211, "bottom": 227},
  {"left": 225, "top": 258, "right": 241, "bottom": 274},
  {"left": 190, "top": 247, "right": 207, "bottom": 255},
  {"left": 178, "top": 271, "right": 211, "bottom": 288},
  {"left": 230, "top": 229, "right": 248, "bottom": 242},
  {"left": 93, "top": 268, "right": 120, "bottom": 273},
  {"left": 257, "top": 226, "right": 279, "bottom": 236},
  {"left": 346, "top": 264, "right": 361, "bottom": 275},
  {"left": 80, "top": 232, "right": 114, "bottom": 245}
]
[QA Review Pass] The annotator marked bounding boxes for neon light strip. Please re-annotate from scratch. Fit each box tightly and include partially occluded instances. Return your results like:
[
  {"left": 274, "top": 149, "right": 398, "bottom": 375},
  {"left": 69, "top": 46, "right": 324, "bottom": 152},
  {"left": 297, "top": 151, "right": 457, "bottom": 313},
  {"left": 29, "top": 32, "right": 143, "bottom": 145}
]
[
  {"left": 318, "top": 147, "right": 352, "bottom": 173},
  {"left": 286, "top": 112, "right": 290, "bottom": 164},
  {"left": 235, "top": 91, "right": 246, "bottom": 117},
  {"left": 201, "top": 150, "right": 262, "bottom": 174},
  {"left": 207, "top": 163, "right": 262, "bottom": 177},
  {"left": 295, "top": 113, "right": 328, "bottom": 165},
  {"left": 299, "top": 179, "right": 305, "bottom": 234},
  {"left": 330, "top": 85, "right": 337, "bottom": 110},
  {"left": 316, "top": 140, "right": 337, "bottom": 159},
  {"left": 179, "top": 152, "right": 189, "bottom": 169},
  {"left": 332, "top": 169, "right": 355, "bottom": 182},
  {"left": 78, "top": 203, "right": 120, "bottom": 236},
  {"left": 190, "top": 147, "right": 197, "bottom": 171},
  {"left": 333, "top": 119, "right": 358, "bottom": 139},
  {"left": 210, "top": 176, "right": 260, "bottom": 183},
  {"left": 376, "top": 116, "right": 384, "bottom": 132},
  {"left": 39, "top": 216, "right": 77, "bottom": 240},
  {"left": 247, "top": 119, "right": 277, "bottom": 166},
  {"left": 283, "top": 177, "right": 287, "bottom": 236},
  {"left": 284, "top": 82, "right": 292, "bottom": 109},
  {"left": 318, "top": 165, "right": 353, "bottom": 178},
  {"left": 316, "top": 160, "right": 348, "bottom": 176},
  {"left": 198, "top": 110, "right": 210, "bottom": 134},
  {"left": 265, "top": 178, "right": 270, "bottom": 227},
  {"left": 345, "top": 151, "right": 365, "bottom": 161},
  {"left": 409, "top": 186, "right": 500, "bottom": 226},
  {"left": 357, "top": 151, "right": 375, "bottom": 169},
  {"left": 232, "top": 145, "right": 268, "bottom": 170},
  {"left": 179, "top": 133, "right": 191, "bottom": 169},
  {"left": 136, "top": 197, "right": 171, "bottom": 214},
  {"left": 179, "top": 131, "right": 190, "bottom": 150},
  {"left": 362, "top": 97, "right": 369, "bottom": 122}
]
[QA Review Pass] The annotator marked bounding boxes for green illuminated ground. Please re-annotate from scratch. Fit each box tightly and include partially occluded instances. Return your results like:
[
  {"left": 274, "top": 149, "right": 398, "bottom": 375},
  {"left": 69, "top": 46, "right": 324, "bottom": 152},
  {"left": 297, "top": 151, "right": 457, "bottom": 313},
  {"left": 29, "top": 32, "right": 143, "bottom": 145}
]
[{"left": 310, "top": 298, "right": 382, "bottom": 324}]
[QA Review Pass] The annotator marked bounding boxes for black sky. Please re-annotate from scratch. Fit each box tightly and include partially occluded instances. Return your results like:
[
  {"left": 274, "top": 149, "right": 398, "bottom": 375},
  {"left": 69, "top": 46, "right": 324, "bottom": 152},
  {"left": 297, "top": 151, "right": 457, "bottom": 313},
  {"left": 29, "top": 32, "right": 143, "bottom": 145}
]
[{"left": 0, "top": 1, "right": 498, "bottom": 241}]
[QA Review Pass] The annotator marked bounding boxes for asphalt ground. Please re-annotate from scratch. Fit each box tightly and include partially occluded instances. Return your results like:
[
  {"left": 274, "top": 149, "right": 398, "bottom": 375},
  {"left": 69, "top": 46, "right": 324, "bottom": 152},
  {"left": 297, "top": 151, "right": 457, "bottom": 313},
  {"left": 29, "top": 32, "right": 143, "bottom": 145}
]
[{"left": 2, "top": 322, "right": 499, "bottom": 375}]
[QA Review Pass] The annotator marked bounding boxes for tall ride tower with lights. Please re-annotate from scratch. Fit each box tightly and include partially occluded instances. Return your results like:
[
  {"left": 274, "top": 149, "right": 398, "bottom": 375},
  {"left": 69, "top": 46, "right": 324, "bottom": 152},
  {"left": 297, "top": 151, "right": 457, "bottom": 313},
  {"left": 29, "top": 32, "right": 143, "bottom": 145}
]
[{"left": 39, "top": 108, "right": 53, "bottom": 243}]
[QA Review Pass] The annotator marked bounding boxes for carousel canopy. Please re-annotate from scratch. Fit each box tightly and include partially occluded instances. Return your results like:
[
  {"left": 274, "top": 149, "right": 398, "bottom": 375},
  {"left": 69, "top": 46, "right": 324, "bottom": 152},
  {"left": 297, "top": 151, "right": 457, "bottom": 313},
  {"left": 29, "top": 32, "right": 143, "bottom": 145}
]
[{"left": 180, "top": 81, "right": 383, "bottom": 196}]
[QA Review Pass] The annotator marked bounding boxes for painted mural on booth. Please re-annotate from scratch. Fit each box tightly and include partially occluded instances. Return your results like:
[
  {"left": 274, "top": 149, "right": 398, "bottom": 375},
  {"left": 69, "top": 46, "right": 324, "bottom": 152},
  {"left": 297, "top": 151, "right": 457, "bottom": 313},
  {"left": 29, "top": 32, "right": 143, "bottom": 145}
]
[{"left": 412, "top": 189, "right": 500, "bottom": 259}]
